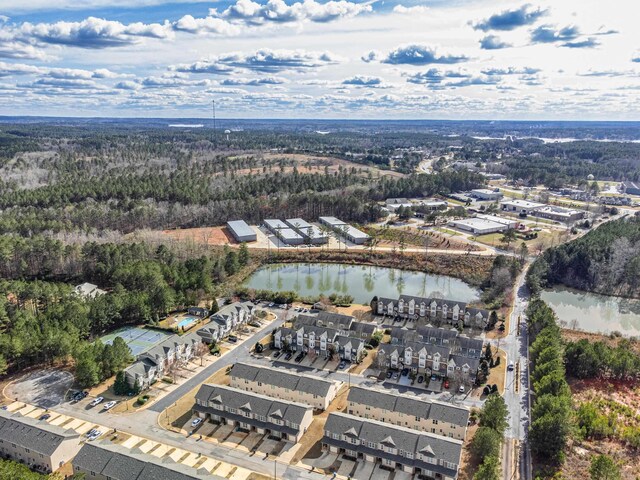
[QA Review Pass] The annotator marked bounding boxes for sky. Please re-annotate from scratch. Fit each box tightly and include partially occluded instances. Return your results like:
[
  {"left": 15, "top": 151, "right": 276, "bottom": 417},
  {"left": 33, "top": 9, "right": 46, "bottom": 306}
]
[{"left": 0, "top": 0, "right": 639, "bottom": 120}]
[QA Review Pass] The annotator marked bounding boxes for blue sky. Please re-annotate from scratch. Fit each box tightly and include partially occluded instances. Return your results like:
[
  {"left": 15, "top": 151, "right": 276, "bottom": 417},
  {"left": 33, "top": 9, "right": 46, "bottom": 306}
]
[{"left": 0, "top": 0, "right": 638, "bottom": 119}]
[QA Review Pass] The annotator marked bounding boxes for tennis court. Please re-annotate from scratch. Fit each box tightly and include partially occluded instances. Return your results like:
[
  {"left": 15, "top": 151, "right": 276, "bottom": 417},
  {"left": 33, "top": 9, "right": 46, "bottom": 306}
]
[{"left": 100, "top": 327, "right": 172, "bottom": 357}]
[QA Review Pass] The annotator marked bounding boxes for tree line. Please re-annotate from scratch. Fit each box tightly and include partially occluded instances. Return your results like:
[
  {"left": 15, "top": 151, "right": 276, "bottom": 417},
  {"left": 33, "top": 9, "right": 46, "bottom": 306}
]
[{"left": 527, "top": 216, "right": 640, "bottom": 298}]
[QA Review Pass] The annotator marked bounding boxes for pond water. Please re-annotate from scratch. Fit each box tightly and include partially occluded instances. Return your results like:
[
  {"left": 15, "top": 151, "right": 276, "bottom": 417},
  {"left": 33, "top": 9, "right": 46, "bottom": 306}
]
[
  {"left": 541, "top": 286, "right": 640, "bottom": 337},
  {"left": 243, "top": 263, "right": 480, "bottom": 305}
]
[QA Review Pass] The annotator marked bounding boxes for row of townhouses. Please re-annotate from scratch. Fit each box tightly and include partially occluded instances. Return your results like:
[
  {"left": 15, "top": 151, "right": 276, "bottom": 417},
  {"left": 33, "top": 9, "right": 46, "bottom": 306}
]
[
  {"left": 322, "top": 412, "right": 463, "bottom": 480},
  {"left": 193, "top": 384, "right": 314, "bottom": 443},
  {"left": 0, "top": 410, "right": 82, "bottom": 474},
  {"left": 346, "top": 386, "right": 469, "bottom": 440},
  {"left": 376, "top": 327, "right": 484, "bottom": 382},
  {"left": 229, "top": 362, "right": 340, "bottom": 410},
  {"left": 374, "top": 295, "right": 490, "bottom": 329},
  {"left": 72, "top": 442, "right": 221, "bottom": 480},
  {"left": 196, "top": 301, "right": 256, "bottom": 344},
  {"left": 124, "top": 302, "right": 257, "bottom": 390}
]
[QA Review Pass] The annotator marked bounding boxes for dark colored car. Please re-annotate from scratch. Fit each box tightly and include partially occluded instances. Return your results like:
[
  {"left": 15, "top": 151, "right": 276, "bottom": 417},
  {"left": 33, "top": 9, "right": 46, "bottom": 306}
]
[
  {"left": 284, "top": 352, "right": 293, "bottom": 360},
  {"left": 417, "top": 375, "right": 424, "bottom": 384},
  {"left": 228, "top": 335, "right": 238, "bottom": 343},
  {"left": 401, "top": 368, "right": 409, "bottom": 377},
  {"left": 295, "top": 352, "right": 304, "bottom": 363},
  {"left": 39, "top": 414, "right": 51, "bottom": 421},
  {"left": 386, "top": 371, "right": 393, "bottom": 379},
  {"left": 273, "top": 350, "right": 282, "bottom": 358}
]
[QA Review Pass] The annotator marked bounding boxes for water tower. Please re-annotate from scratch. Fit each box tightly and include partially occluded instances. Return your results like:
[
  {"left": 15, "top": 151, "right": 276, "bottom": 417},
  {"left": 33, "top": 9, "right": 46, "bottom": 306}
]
[{"left": 224, "top": 129, "right": 231, "bottom": 141}]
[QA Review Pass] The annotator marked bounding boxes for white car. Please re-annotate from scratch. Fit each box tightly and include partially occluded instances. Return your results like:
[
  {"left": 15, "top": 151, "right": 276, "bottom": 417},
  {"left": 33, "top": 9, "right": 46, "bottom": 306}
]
[
  {"left": 87, "top": 430, "right": 102, "bottom": 441},
  {"left": 191, "top": 418, "right": 203, "bottom": 428},
  {"left": 90, "top": 397, "right": 104, "bottom": 407},
  {"left": 458, "top": 385, "right": 465, "bottom": 394},
  {"left": 102, "top": 401, "right": 117, "bottom": 410}
]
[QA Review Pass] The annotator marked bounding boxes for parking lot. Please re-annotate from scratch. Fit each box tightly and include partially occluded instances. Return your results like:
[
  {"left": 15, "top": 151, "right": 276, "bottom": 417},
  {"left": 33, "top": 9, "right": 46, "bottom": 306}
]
[{"left": 5, "top": 369, "right": 75, "bottom": 409}]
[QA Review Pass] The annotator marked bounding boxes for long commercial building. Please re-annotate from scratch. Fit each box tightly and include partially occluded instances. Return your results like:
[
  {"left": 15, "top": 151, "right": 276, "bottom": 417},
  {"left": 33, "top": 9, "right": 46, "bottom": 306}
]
[
  {"left": 226, "top": 220, "right": 257, "bottom": 242},
  {"left": 449, "top": 217, "right": 508, "bottom": 235},
  {"left": 322, "top": 412, "right": 462, "bottom": 479},
  {"left": 318, "top": 216, "right": 370, "bottom": 245},
  {"left": 229, "top": 362, "right": 340, "bottom": 410},
  {"left": 284, "top": 218, "right": 329, "bottom": 244},
  {"left": 72, "top": 442, "right": 222, "bottom": 480},
  {"left": 193, "top": 384, "right": 314, "bottom": 442},
  {"left": 0, "top": 410, "right": 82, "bottom": 474},
  {"left": 263, "top": 219, "right": 304, "bottom": 245},
  {"left": 346, "top": 386, "right": 469, "bottom": 440}
]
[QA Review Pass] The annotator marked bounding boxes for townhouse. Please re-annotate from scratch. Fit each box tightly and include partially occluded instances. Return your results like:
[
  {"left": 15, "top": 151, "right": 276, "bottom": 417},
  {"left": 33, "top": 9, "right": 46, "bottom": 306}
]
[
  {"left": 124, "top": 331, "right": 203, "bottom": 390},
  {"left": 209, "top": 301, "right": 256, "bottom": 339},
  {"left": 322, "top": 412, "right": 462, "bottom": 480},
  {"left": 72, "top": 442, "right": 223, "bottom": 480},
  {"left": 0, "top": 410, "right": 82, "bottom": 474},
  {"left": 376, "top": 327, "right": 483, "bottom": 382},
  {"left": 274, "top": 311, "right": 379, "bottom": 362},
  {"left": 375, "top": 295, "right": 490, "bottom": 329},
  {"left": 229, "top": 362, "right": 340, "bottom": 410},
  {"left": 193, "top": 384, "right": 314, "bottom": 443},
  {"left": 346, "top": 387, "right": 469, "bottom": 440}
]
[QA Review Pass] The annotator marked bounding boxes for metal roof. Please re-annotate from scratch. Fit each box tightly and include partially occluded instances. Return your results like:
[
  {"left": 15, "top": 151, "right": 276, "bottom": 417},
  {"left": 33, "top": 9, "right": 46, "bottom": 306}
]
[{"left": 226, "top": 220, "right": 255, "bottom": 238}]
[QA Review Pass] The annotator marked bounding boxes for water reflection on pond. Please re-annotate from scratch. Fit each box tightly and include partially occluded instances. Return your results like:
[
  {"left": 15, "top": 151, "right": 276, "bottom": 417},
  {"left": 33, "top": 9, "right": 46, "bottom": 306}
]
[
  {"left": 541, "top": 286, "right": 640, "bottom": 337},
  {"left": 244, "top": 263, "right": 480, "bottom": 305}
]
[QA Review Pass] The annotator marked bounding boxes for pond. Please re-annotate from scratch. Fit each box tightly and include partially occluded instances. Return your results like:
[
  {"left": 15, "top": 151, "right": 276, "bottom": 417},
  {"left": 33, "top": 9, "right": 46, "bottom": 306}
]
[
  {"left": 541, "top": 286, "right": 640, "bottom": 337},
  {"left": 243, "top": 263, "right": 480, "bottom": 305}
]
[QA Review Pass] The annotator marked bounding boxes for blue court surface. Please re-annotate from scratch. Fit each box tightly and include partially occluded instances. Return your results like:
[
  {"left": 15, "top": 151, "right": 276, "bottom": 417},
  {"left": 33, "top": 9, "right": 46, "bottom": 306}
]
[{"left": 100, "top": 326, "right": 172, "bottom": 357}]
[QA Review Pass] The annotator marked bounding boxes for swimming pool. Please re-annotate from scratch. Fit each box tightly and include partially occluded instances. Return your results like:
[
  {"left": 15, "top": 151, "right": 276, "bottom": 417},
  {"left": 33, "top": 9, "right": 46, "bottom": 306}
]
[{"left": 177, "top": 316, "right": 199, "bottom": 329}]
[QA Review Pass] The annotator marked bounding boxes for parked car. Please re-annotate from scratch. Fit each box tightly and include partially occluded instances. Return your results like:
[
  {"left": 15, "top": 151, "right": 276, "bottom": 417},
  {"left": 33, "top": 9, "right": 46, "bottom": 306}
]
[
  {"left": 458, "top": 385, "right": 465, "bottom": 394},
  {"left": 338, "top": 361, "right": 347, "bottom": 370},
  {"left": 443, "top": 380, "right": 450, "bottom": 389},
  {"left": 295, "top": 352, "right": 304, "bottom": 363},
  {"left": 284, "top": 352, "right": 293, "bottom": 360},
  {"left": 272, "top": 350, "right": 282, "bottom": 359},
  {"left": 417, "top": 375, "right": 424, "bottom": 384},
  {"left": 401, "top": 368, "right": 409, "bottom": 377},
  {"left": 430, "top": 374, "right": 437, "bottom": 381},
  {"left": 228, "top": 335, "right": 238, "bottom": 343},
  {"left": 392, "top": 372, "right": 399, "bottom": 380},
  {"left": 90, "top": 397, "right": 104, "bottom": 407},
  {"left": 508, "top": 361, "right": 515, "bottom": 371},
  {"left": 268, "top": 303, "right": 274, "bottom": 307},
  {"left": 87, "top": 430, "right": 102, "bottom": 441},
  {"left": 386, "top": 371, "right": 393, "bottom": 379},
  {"left": 39, "top": 414, "right": 51, "bottom": 421},
  {"left": 191, "top": 418, "right": 203, "bottom": 428},
  {"left": 102, "top": 401, "right": 117, "bottom": 410}
]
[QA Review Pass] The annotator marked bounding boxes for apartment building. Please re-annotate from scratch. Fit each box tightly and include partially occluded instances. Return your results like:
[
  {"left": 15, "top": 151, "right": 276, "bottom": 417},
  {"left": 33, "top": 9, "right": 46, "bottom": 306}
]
[
  {"left": 322, "top": 412, "right": 462, "bottom": 479},
  {"left": 346, "top": 387, "right": 469, "bottom": 440},
  {"left": 229, "top": 362, "right": 340, "bottom": 410},
  {"left": 72, "top": 442, "right": 222, "bottom": 480},
  {"left": 193, "top": 384, "right": 314, "bottom": 442},
  {"left": 0, "top": 410, "right": 82, "bottom": 474},
  {"left": 273, "top": 323, "right": 367, "bottom": 363},
  {"left": 375, "top": 295, "right": 490, "bottom": 329}
]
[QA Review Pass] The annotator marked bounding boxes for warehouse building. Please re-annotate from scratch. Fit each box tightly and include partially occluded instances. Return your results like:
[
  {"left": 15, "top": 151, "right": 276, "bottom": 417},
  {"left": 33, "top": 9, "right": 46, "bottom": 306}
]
[
  {"left": 263, "top": 219, "right": 304, "bottom": 245},
  {"left": 318, "top": 216, "right": 370, "bottom": 245},
  {"left": 226, "top": 220, "right": 257, "bottom": 243},
  {"left": 623, "top": 181, "right": 640, "bottom": 196},
  {"left": 449, "top": 217, "right": 510, "bottom": 235},
  {"left": 535, "top": 205, "right": 585, "bottom": 222},
  {"left": 470, "top": 189, "right": 503, "bottom": 201},
  {"left": 475, "top": 214, "right": 518, "bottom": 229},
  {"left": 285, "top": 218, "right": 329, "bottom": 244},
  {"left": 500, "top": 199, "right": 544, "bottom": 215}
]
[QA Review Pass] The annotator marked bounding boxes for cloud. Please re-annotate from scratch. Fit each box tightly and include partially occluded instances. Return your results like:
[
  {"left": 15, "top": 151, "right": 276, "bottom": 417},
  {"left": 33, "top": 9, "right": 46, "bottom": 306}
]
[
  {"left": 562, "top": 37, "right": 600, "bottom": 49},
  {"left": 370, "top": 44, "right": 468, "bottom": 66},
  {"left": 342, "top": 75, "right": 382, "bottom": 86},
  {"left": 473, "top": 4, "right": 547, "bottom": 32},
  {"left": 633, "top": 54, "right": 640, "bottom": 63},
  {"left": 0, "top": 61, "right": 42, "bottom": 77},
  {"left": 114, "top": 80, "right": 139, "bottom": 90},
  {"left": 173, "top": 15, "right": 239, "bottom": 35},
  {"left": 0, "top": 41, "right": 48, "bottom": 60},
  {"left": 405, "top": 68, "right": 469, "bottom": 85},
  {"left": 210, "top": 0, "right": 372, "bottom": 25},
  {"left": 447, "top": 75, "right": 501, "bottom": 87},
  {"left": 15, "top": 17, "right": 173, "bottom": 48},
  {"left": 221, "top": 76, "right": 288, "bottom": 85},
  {"left": 481, "top": 67, "right": 541, "bottom": 75},
  {"left": 392, "top": 5, "right": 429, "bottom": 15},
  {"left": 141, "top": 76, "right": 208, "bottom": 88},
  {"left": 175, "top": 49, "right": 341, "bottom": 74},
  {"left": 577, "top": 69, "right": 636, "bottom": 77},
  {"left": 479, "top": 35, "right": 512, "bottom": 50},
  {"left": 530, "top": 24, "right": 580, "bottom": 43}
]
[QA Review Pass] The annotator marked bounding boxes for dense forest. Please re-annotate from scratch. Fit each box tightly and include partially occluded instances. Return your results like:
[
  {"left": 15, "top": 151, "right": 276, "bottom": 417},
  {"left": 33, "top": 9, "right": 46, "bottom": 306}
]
[
  {"left": 527, "top": 215, "right": 640, "bottom": 298},
  {"left": 0, "top": 239, "right": 249, "bottom": 379}
]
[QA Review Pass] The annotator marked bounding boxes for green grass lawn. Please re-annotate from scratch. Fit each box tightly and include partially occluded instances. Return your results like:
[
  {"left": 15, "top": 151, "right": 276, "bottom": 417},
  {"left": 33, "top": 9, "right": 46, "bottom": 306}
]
[{"left": 434, "top": 227, "right": 461, "bottom": 236}]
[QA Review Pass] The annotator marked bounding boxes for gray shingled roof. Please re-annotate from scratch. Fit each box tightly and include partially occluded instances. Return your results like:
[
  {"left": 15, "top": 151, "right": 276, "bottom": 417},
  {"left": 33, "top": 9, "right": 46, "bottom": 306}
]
[
  {"left": 316, "top": 311, "right": 354, "bottom": 329},
  {"left": 0, "top": 410, "right": 79, "bottom": 457},
  {"left": 324, "top": 412, "right": 462, "bottom": 465},
  {"left": 230, "top": 363, "right": 335, "bottom": 398},
  {"left": 74, "top": 442, "right": 221, "bottom": 479},
  {"left": 347, "top": 387, "right": 469, "bottom": 427},
  {"left": 195, "top": 384, "right": 312, "bottom": 427}
]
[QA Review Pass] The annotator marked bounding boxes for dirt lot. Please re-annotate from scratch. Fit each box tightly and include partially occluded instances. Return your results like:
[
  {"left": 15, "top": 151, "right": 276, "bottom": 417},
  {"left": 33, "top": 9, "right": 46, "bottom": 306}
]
[
  {"left": 4, "top": 369, "right": 74, "bottom": 409},
  {"left": 162, "top": 226, "right": 236, "bottom": 245}
]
